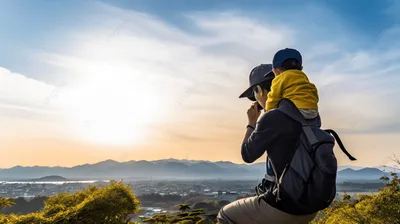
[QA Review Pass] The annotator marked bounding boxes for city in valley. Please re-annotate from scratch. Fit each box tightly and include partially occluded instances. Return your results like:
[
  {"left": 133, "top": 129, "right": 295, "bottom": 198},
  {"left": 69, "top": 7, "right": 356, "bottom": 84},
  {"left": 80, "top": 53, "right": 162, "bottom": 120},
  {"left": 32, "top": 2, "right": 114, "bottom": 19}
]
[{"left": 0, "top": 175, "right": 387, "bottom": 219}]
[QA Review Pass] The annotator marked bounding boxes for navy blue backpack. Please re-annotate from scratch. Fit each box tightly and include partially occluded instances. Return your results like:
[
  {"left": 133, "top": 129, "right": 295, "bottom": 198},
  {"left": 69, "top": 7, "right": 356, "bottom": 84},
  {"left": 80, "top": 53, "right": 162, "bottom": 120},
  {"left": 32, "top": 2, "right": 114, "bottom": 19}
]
[{"left": 261, "top": 99, "right": 356, "bottom": 214}]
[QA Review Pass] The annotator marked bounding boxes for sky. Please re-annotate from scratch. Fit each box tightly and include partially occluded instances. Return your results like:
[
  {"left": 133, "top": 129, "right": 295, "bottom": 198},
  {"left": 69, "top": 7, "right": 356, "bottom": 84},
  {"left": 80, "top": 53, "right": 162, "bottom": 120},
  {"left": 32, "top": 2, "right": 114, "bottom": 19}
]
[{"left": 0, "top": 0, "right": 399, "bottom": 168}]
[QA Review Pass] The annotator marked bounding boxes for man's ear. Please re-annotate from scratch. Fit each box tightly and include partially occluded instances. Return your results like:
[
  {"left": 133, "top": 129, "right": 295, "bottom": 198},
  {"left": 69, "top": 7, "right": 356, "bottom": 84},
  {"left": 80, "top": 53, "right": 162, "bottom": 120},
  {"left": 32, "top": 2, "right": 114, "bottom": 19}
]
[{"left": 255, "top": 85, "right": 263, "bottom": 94}]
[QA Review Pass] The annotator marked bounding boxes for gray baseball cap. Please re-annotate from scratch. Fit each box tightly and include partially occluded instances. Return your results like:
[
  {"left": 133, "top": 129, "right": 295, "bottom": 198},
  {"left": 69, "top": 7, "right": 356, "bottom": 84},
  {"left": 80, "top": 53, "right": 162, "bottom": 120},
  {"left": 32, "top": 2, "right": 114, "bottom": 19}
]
[{"left": 239, "top": 64, "right": 274, "bottom": 101}]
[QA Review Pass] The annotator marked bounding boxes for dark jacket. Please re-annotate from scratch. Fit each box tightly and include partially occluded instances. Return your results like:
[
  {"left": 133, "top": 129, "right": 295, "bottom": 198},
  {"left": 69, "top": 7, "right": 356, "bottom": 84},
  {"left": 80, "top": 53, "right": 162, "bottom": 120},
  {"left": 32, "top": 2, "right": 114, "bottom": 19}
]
[{"left": 241, "top": 103, "right": 321, "bottom": 215}]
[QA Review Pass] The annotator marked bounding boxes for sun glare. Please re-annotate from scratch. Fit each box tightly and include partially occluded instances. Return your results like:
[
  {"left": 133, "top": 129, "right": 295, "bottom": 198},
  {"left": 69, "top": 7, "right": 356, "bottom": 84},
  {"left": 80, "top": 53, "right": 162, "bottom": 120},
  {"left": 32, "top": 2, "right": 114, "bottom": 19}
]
[{"left": 59, "top": 63, "right": 164, "bottom": 146}]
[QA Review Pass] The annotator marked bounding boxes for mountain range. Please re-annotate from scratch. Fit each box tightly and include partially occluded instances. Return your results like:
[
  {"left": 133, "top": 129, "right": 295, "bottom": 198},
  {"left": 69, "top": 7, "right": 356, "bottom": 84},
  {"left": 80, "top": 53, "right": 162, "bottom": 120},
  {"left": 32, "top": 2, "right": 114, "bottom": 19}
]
[{"left": 0, "top": 159, "right": 397, "bottom": 182}]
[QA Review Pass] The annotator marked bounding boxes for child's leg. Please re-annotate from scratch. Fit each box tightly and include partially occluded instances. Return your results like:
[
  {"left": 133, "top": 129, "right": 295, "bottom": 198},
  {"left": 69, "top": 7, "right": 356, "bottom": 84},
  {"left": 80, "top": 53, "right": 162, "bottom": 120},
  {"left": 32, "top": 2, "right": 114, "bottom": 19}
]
[{"left": 299, "top": 109, "right": 319, "bottom": 120}]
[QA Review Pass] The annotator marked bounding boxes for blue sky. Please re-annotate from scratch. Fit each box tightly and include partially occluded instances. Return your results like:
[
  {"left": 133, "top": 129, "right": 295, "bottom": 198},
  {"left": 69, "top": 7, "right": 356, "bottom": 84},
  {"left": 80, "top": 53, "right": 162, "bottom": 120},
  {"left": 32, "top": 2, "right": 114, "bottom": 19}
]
[
  {"left": 0, "top": 0, "right": 397, "bottom": 61},
  {"left": 0, "top": 0, "right": 399, "bottom": 166},
  {"left": 1, "top": 0, "right": 399, "bottom": 87}
]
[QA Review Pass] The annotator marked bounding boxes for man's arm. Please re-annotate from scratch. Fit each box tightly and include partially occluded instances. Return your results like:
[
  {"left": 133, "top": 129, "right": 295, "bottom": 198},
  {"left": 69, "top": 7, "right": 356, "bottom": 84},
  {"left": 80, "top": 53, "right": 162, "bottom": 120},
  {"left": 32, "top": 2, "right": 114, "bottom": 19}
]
[
  {"left": 241, "top": 112, "right": 277, "bottom": 163},
  {"left": 242, "top": 127, "right": 254, "bottom": 146}
]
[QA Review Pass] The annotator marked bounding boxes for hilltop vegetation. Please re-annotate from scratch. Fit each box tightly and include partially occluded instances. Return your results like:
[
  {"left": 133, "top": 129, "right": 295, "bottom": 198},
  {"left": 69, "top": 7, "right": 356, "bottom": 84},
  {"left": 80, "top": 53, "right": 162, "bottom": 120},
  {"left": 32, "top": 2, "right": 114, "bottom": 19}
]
[
  {"left": 312, "top": 172, "right": 400, "bottom": 224},
  {"left": 0, "top": 181, "right": 140, "bottom": 224},
  {"left": 0, "top": 196, "right": 47, "bottom": 215}
]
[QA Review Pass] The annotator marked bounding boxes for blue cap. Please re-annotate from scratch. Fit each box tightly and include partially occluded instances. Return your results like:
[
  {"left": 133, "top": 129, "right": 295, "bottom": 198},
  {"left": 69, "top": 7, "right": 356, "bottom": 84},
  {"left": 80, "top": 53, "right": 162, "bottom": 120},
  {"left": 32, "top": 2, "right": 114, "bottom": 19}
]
[{"left": 272, "top": 48, "right": 302, "bottom": 69}]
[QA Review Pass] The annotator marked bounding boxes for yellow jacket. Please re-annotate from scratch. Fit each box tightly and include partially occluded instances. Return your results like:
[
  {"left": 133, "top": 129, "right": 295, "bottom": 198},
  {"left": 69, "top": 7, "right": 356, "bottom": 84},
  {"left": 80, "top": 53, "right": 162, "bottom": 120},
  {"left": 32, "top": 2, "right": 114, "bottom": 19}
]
[{"left": 266, "top": 70, "right": 319, "bottom": 111}]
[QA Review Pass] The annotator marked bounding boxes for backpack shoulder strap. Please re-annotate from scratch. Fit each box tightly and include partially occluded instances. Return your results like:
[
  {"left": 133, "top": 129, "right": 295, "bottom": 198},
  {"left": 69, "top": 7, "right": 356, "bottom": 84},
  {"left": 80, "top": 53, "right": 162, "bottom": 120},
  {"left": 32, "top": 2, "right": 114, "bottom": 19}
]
[
  {"left": 275, "top": 99, "right": 319, "bottom": 145},
  {"left": 276, "top": 99, "right": 357, "bottom": 161},
  {"left": 325, "top": 129, "right": 357, "bottom": 161}
]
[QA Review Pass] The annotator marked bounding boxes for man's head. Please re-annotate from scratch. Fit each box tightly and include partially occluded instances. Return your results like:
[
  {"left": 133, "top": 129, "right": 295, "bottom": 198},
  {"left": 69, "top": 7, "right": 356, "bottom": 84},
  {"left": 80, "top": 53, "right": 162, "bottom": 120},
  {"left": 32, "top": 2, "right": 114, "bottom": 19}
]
[
  {"left": 272, "top": 48, "right": 303, "bottom": 76},
  {"left": 239, "top": 64, "right": 274, "bottom": 109}
]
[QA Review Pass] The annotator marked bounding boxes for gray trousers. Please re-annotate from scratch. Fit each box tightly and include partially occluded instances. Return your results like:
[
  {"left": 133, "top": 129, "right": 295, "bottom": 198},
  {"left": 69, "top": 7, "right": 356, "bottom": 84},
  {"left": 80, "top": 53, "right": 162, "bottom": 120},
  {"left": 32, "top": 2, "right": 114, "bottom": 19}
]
[{"left": 217, "top": 196, "right": 317, "bottom": 224}]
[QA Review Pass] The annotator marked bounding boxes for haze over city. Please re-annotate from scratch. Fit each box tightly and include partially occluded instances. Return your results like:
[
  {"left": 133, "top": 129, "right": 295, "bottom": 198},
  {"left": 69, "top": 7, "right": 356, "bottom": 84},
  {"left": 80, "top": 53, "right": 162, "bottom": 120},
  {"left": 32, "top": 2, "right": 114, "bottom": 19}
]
[{"left": 1, "top": 0, "right": 400, "bottom": 168}]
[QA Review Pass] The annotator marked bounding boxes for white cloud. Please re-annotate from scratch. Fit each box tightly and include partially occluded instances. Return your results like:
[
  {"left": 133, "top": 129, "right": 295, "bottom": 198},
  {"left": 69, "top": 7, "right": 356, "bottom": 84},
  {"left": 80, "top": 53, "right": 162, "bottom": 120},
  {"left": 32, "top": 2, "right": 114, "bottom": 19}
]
[
  {"left": 0, "top": 67, "right": 61, "bottom": 116},
  {"left": 0, "top": 67, "right": 69, "bottom": 138}
]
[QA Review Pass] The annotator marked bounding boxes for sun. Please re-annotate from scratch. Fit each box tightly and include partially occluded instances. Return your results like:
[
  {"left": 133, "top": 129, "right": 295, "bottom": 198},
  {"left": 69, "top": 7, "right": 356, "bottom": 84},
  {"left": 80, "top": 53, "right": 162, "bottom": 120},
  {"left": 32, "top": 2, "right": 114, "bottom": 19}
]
[
  {"left": 71, "top": 96, "right": 153, "bottom": 146},
  {"left": 59, "top": 65, "right": 164, "bottom": 146}
]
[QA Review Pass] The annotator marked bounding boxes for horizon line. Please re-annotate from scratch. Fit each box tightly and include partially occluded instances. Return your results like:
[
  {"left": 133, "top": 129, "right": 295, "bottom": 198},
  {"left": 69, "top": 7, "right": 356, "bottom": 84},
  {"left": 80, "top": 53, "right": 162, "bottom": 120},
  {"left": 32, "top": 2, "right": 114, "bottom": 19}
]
[{"left": 0, "top": 158, "right": 393, "bottom": 170}]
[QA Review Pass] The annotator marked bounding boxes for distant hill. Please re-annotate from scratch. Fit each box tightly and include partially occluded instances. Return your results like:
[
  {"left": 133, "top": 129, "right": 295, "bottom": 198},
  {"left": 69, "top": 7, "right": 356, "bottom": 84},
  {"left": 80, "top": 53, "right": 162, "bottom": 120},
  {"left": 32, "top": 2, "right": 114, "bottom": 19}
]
[
  {"left": 337, "top": 166, "right": 364, "bottom": 171},
  {"left": 0, "top": 159, "right": 396, "bottom": 182},
  {"left": 339, "top": 168, "right": 384, "bottom": 175},
  {"left": 337, "top": 168, "right": 389, "bottom": 182},
  {"left": 373, "top": 165, "right": 399, "bottom": 172},
  {"left": 30, "top": 175, "right": 68, "bottom": 182},
  {"left": 337, "top": 165, "right": 399, "bottom": 172}
]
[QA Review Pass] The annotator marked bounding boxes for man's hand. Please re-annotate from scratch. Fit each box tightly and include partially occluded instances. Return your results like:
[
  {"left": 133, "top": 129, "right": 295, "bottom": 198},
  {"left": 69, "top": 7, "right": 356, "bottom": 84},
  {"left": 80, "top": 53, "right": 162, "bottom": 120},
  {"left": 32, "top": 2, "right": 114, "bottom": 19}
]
[{"left": 247, "top": 102, "right": 261, "bottom": 126}]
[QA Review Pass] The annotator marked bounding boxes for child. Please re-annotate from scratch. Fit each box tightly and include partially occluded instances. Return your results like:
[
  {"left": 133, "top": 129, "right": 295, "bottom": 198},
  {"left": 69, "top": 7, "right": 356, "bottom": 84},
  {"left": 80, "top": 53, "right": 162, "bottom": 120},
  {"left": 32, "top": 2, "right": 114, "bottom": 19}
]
[{"left": 266, "top": 48, "right": 319, "bottom": 119}]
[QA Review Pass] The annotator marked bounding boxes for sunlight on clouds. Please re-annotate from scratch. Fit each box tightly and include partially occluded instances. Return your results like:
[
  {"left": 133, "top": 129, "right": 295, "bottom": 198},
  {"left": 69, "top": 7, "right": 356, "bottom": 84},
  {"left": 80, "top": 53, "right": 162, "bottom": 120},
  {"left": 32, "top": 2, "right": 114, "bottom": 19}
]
[
  {"left": 36, "top": 5, "right": 297, "bottom": 147},
  {"left": 0, "top": 67, "right": 68, "bottom": 138},
  {"left": 0, "top": 67, "right": 55, "bottom": 104},
  {"left": 53, "top": 59, "right": 171, "bottom": 146},
  {"left": 0, "top": 67, "right": 62, "bottom": 120},
  {"left": 2, "top": 1, "right": 400, "bottom": 156}
]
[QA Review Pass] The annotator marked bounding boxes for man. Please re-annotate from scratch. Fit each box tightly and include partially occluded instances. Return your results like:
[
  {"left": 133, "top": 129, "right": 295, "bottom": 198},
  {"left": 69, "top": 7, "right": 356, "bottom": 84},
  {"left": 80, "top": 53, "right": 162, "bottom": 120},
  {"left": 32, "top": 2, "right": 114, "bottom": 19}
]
[{"left": 216, "top": 64, "right": 317, "bottom": 224}]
